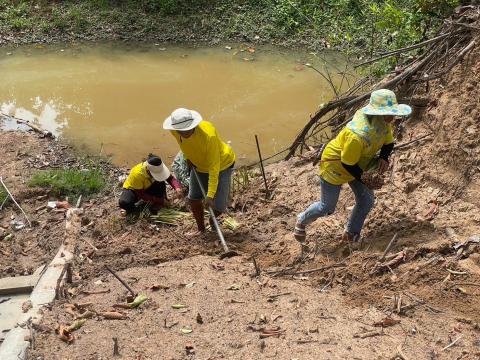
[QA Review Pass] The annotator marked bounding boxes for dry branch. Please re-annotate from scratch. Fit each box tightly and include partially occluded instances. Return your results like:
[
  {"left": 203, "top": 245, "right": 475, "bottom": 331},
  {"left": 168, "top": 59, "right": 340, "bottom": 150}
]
[{"left": 286, "top": 9, "right": 478, "bottom": 160}]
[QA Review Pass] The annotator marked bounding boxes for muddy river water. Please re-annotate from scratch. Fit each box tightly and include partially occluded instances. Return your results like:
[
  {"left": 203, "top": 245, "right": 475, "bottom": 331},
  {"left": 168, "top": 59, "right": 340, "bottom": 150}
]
[{"left": 0, "top": 43, "right": 352, "bottom": 167}]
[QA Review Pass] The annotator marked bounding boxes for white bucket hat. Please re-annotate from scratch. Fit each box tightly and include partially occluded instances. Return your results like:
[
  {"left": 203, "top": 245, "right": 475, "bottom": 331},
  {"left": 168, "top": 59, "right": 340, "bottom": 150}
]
[
  {"left": 145, "top": 156, "right": 170, "bottom": 182},
  {"left": 163, "top": 108, "right": 203, "bottom": 131},
  {"left": 362, "top": 89, "right": 412, "bottom": 116}
]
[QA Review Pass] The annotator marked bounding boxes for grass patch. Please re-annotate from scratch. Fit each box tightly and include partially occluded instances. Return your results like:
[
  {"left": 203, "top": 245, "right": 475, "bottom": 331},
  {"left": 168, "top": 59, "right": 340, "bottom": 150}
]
[
  {"left": 0, "top": 183, "right": 10, "bottom": 209},
  {"left": 28, "top": 167, "right": 105, "bottom": 199}
]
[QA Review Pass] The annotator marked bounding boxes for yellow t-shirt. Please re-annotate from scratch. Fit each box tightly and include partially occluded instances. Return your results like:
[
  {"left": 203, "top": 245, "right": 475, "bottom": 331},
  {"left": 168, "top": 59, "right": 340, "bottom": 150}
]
[
  {"left": 320, "top": 113, "right": 394, "bottom": 185},
  {"left": 171, "top": 121, "right": 235, "bottom": 198},
  {"left": 123, "top": 162, "right": 153, "bottom": 190}
]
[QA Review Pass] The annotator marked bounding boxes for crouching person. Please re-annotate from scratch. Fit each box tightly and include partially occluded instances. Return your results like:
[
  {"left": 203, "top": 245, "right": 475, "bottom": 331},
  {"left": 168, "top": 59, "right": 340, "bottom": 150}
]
[{"left": 119, "top": 155, "right": 182, "bottom": 214}]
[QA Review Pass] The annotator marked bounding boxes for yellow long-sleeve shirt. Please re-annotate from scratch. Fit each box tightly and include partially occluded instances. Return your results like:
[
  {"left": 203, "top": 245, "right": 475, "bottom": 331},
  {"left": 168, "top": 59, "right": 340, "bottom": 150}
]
[
  {"left": 171, "top": 121, "right": 235, "bottom": 198},
  {"left": 320, "top": 112, "right": 394, "bottom": 185}
]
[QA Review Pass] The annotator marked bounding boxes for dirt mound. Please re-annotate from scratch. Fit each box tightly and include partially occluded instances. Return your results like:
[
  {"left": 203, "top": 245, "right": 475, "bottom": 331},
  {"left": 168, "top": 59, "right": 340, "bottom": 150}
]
[{"left": 28, "top": 256, "right": 480, "bottom": 360}]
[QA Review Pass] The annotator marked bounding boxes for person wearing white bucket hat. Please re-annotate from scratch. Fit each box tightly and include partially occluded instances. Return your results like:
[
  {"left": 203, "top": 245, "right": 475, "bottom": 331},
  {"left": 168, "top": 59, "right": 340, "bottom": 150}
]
[
  {"left": 119, "top": 155, "right": 182, "bottom": 214},
  {"left": 164, "top": 108, "right": 236, "bottom": 236},
  {"left": 294, "top": 89, "right": 411, "bottom": 244}
]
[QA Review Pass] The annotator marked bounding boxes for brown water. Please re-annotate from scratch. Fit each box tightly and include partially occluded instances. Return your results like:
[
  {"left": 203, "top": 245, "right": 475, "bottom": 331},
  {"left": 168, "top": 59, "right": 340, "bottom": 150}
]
[{"left": 0, "top": 43, "right": 353, "bottom": 167}]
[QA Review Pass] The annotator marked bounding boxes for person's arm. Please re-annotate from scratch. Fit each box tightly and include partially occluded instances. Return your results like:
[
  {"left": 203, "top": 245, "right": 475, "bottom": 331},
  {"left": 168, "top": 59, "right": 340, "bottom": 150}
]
[
  {"left": 341, "top": 162, "right": 363, "bottom": 181},
  {"left": 166, "top": 175, "right": 182, "bottom": 191},
  {"left": 206, "top": 136, "right": 221, "bottom": 199},
  {"left": 379, "top": 143, "right": 394, "bottom": 161}
]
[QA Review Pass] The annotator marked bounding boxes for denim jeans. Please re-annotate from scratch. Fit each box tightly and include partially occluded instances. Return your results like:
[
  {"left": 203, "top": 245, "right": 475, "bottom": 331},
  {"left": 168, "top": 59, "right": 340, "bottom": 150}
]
[
  {"left": 297, "top": 178, "right": 375, "bottom": 235},
  {"left": 188, "top": 167, "right": 233, "bottom": 212}
]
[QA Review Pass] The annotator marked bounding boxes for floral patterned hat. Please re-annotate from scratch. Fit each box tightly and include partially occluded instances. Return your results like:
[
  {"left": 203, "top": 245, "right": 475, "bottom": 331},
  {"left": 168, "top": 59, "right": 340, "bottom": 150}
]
[{"left": 362, "top": 89, "right": 412, "bottom": 116}]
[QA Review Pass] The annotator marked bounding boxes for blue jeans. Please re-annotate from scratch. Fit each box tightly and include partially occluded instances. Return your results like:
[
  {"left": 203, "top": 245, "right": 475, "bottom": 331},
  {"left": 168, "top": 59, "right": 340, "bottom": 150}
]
[
  {"left": 297, "top": 178, "right": 375, "bottom": 235},
  {"left": 188, "top": 167, "right": 232, "bottom": 212}
]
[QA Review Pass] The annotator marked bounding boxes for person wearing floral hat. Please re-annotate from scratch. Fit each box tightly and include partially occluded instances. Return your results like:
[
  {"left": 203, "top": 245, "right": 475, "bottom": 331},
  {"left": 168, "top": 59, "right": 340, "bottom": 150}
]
[{"left": 294, "top": 89, "right": 411, "bottom": 243}]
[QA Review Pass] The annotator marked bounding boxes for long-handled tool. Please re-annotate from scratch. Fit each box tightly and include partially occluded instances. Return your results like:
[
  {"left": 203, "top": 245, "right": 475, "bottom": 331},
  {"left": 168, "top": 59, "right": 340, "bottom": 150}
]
[{"left": 192, "top": 168, "right": 238, "bottom": 259}]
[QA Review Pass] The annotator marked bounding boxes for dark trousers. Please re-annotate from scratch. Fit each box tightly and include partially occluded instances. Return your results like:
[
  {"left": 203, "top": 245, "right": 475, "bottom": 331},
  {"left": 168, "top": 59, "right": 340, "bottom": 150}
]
[{"left": 119, "top": 181, "right": 166, "bottom": 212}]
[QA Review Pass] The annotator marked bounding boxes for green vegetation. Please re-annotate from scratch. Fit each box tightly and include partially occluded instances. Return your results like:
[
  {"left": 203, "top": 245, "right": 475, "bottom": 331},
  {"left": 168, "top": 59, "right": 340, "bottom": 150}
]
[
  {"left": 28, "top": 167, "right": 106, "bottom": 199},
  {"left": 0, "top": 0, "right": 459, "bottom": 73},
  {"left": 0, "top": 183, "right": 9, "bottom": 208}
]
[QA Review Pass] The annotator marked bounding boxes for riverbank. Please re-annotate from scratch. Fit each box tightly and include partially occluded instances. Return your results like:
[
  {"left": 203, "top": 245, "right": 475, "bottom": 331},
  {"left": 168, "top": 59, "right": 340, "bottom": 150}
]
[
  {"left": 1, "top": 35, "right": 480, "bottom": 356},
  {"left": 0, "top": 1, "right": 459, "bottom": 66}
]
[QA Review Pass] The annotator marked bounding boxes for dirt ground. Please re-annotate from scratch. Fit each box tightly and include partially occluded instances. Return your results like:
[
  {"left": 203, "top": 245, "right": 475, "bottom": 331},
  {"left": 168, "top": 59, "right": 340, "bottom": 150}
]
[{"left": 2, "top": 36, "right": 480, "bottom": 360}]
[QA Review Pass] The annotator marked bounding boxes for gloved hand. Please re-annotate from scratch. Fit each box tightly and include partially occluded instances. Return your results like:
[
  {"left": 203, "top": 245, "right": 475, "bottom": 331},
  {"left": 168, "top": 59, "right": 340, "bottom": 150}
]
[{"left": 361, "top": 172, "right": 384, "bottom": 190}]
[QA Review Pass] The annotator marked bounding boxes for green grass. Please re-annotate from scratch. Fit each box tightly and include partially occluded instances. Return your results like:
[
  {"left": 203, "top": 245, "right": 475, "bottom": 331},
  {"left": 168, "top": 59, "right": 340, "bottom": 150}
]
[
  {"left": 0, "top": 183, "right": 9, "bottom": 209},
  {"left": 28, "top": 167, "right": 105, "bottom": 199}
]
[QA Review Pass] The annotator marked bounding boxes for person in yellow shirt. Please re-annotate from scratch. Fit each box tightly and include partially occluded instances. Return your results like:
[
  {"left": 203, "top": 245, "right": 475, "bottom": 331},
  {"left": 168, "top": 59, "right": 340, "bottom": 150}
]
[
  {"left": 294, "top": 89, "right": 411, "bottom": 243},
  {"left": 119, "top": 155, "right": 182, "bottom": 214},
  {"left": 163, "top": 108, "right": 235, "bottom": 236}
]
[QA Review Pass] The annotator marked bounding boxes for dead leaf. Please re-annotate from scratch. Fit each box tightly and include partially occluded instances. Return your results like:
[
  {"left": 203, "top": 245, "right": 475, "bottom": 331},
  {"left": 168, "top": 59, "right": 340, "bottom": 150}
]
[
  {"left": 210, "top": 263, "right": 225, "bottom": 271},
  {"left": 55, "top": 201, "right": 71, "bottom": 209},
  {"left": 100, "top": 311, "right": 127, "bottom": 320},
  {"left": 76, "top": 310, "right": 95, "bottom": 320},
  {"left": 259, "top": 327, "right": 285, "bottom": 338},
  {"left": 56, "top": 325, "right": 74, "bottom": 343},
  {"left": 196, "top": 313, "right": 204, "bottom": 324},
  {"left": 227, "top": 284, "right": 240, "bottom": 291},
  {"left": 373, "top": 317, "right": 401, "bottom": 328},
  {"left": 147, "top": 284, "right": 169, "bottom": 291},
  {"left": 113, "top": 303, "right": 131, "bottom": 309}
]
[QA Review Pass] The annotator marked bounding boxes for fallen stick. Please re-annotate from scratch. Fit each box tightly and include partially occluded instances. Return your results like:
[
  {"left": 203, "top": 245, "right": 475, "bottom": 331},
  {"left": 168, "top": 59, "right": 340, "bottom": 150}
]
[
  {"left": 104, "top": 265, "right": 136, "bottom": 297},
  {"left": 354, "top": 32, "right": 454, "bottom": 68},
  {"left": 395, "top": 133, "right": 433, "bottom": 150},
  {"left": 442, "top": 335, "right": 463, "bottom": 351},
  {"left": 81, "top": 289, "right": 110, "bottom": 295},
  {"left": 380, "top": 233, "right": 398, "bottom": 262},
  {"left": 267, "top": 292, "right": 291, "bottom": 300},
  {"left": 447, "top": 282, "right": 480, "bottom": 289},
  {"left": 252, "top": 256, "right": 261, "bottom": 277},
  {"left": 113, "top": 337, "right": 120, "bottom": 356},
  {"left": 353, "top": 330, "right": 383, "bottom": 339},
  {"left": 0, "top": 113, "right": 54, "bottom": 138},
  {"left": 0, "top": 176, "right": 32, "bottom": 227}
]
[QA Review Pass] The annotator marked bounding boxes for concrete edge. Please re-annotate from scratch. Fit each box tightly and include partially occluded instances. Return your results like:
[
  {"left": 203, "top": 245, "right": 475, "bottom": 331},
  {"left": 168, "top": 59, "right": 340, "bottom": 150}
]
[{"left": 0, "top": 208, "right": 81, "bottom": 360}]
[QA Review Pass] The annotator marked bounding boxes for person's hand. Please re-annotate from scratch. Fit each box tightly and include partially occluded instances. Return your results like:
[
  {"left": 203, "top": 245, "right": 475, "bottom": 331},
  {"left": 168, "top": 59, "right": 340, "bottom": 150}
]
[
  {"left": 174, "top": 188, "right": 184, "bottom": 200},
  {"left": 378, "top": 158, "right": 389, "bottom": 174},
  {"left": 205, "top": 197, "right": 215, "bottom": 209}
]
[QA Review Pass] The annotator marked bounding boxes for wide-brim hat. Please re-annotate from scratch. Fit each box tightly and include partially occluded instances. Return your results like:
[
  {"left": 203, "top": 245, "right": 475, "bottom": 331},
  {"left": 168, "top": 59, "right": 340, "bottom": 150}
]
[
  {"left": 362, "top": 89, "right": 412, "bottom": 116},
  {"left": 163, "top": 108, "right": 203, "bottom": 131},
  {"left": 145, "top": 159, "right": 170, "bottom": 182}
]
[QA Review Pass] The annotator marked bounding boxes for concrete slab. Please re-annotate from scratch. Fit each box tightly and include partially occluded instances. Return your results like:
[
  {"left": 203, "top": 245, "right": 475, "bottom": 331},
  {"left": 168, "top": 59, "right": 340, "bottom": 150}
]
[
  {"left": 0, "top": 276, "right": 35, "bottom": 295},
  {"left": 0, "top": 265, "right": 46, "bottom": 296},
  {"left": 0, "top": 294, "right": 29, "bottom": 342}
]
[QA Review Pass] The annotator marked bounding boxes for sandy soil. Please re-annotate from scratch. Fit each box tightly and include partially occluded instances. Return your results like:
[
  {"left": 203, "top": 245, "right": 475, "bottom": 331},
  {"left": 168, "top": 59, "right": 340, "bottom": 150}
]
[{"left": 2, "top": 34, "right": 480, "bottom": 360}]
